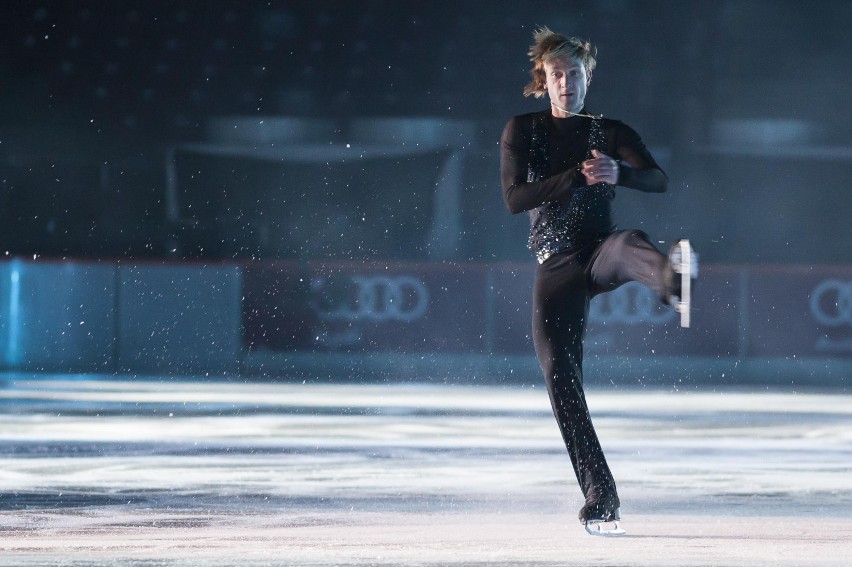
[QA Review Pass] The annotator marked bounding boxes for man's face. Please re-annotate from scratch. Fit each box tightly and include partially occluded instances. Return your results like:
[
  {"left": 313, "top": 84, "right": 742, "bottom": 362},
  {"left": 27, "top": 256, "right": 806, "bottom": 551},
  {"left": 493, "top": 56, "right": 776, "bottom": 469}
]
[{"left": 544, "top": 56, "right": 590, "bottom": 114}]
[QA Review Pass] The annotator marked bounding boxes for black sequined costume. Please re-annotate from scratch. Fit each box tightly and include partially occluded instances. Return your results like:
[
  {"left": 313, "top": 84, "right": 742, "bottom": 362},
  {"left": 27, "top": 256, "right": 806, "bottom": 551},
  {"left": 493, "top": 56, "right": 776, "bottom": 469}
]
[
  {"left": 502, "top": 109, "right": 667, "bottom": 261},
  {"left": 500, "top": 108, "right": 671, "bottom": 521}
]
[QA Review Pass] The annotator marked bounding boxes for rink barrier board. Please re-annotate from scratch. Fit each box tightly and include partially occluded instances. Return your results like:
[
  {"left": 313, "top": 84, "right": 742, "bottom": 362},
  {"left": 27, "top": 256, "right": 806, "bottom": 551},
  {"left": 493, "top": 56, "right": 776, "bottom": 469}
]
[
  {"left": 0, "top": 260, "right": 849, "bottom": 383},
  {"left": 0, "top": 261, "right": 243, "bottom": 374},
  {"left": 0, "top": 261, "right": 116, "bottom": 371},
  {"left": 116, "top": 264, "right": 243, "bottom": 373}
]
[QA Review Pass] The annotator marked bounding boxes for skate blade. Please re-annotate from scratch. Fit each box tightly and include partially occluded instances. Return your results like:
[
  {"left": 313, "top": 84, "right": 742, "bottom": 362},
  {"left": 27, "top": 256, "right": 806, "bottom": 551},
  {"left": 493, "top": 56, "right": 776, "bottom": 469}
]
[
  {"left": 677, "top": 239, "right": 695, "bottom": 328},
  {"left": 584, "top": 519, "right": 626, "bottom": 537}
]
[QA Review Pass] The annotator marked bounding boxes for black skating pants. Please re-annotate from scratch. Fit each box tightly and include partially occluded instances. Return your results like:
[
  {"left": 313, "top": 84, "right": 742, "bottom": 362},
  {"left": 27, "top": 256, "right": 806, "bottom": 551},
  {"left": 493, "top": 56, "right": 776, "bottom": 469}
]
[{"left": 532, "top": 229, "right": 668, "bottom": 503}]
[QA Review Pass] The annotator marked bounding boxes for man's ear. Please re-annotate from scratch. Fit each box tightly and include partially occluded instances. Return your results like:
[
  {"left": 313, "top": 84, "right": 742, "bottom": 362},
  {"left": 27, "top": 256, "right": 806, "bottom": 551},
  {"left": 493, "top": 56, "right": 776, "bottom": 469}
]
[{"left": 587, "top": 70, "right": 593, "bottom": 86}]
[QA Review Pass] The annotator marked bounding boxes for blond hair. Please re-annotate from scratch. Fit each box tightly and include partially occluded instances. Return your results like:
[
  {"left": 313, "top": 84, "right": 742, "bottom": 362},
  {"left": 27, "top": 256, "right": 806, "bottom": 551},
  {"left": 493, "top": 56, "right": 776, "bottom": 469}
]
[{"left": 523, "top": 27, "right": 597, "bottom": 98}]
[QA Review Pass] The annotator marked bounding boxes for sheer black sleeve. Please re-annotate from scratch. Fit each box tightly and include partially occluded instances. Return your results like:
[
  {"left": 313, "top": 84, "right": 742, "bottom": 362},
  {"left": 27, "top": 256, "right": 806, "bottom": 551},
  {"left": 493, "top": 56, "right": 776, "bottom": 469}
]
[
  {"left": 500, "top": 116, "right": 586, "bottom": 214},
  {"left": 612, "top": 122, "right": 668, "bottom": 193}
]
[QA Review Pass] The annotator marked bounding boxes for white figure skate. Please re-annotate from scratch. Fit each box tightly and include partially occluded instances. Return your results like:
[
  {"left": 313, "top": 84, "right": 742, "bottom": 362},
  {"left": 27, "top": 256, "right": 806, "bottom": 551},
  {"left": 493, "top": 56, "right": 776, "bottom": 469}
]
[
  {"left": 583, "top": 507, "right": 626, "bottom": 537},
  {"left": 669, "top": 239, "right": 698, "bottom": 328}
]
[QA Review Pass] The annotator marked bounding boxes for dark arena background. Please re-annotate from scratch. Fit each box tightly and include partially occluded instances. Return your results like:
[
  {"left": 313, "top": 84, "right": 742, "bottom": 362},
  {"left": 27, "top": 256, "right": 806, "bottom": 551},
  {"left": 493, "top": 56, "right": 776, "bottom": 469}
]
[{"left": 1, "top": 2, "right": 851, "bottom": 566}]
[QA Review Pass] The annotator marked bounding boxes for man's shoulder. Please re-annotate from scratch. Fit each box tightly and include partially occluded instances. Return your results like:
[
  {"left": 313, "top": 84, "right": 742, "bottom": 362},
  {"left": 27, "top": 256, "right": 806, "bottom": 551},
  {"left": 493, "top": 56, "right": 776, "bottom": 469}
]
[
  {"left": 597, "top": 115, "right": 628, "bottom": 128},
  {"left": 502, "top": 109, "right": 549, "bottom": 141},
  {"left": 595, "top": 115, "right": 644, "bottom": 142}
]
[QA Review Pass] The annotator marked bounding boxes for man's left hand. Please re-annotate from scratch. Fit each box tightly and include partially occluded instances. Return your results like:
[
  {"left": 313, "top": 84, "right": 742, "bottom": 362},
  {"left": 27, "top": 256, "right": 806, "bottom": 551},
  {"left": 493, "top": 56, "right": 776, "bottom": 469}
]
[{"left": 581, "top": 149, "right": 619, "bottom": 185}]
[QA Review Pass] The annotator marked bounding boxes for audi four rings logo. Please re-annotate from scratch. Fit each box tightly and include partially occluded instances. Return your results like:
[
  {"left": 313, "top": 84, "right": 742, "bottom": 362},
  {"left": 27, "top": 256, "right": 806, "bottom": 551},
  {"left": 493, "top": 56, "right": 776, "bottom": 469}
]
[
  {"left": 810, "top": 279, "right": 852, "bottom": 327},
  {"left": 589, "top": 282, "right": 676, "bottom": 325},
  {"left": 310, "top": 275, "right": 429, "bottom": 323}
]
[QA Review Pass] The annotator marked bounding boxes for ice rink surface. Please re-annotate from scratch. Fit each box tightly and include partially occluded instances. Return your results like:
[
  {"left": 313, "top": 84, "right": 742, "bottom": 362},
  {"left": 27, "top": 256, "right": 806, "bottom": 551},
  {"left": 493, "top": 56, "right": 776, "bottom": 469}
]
[{"left": 1, "top": 377, "right": 850, "bottom": 566}]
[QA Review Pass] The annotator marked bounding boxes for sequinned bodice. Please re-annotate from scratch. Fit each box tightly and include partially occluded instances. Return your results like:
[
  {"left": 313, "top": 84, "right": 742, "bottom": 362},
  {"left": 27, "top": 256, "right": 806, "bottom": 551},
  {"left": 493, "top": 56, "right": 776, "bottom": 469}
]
[{"left": 527, "top": 115, "right": 615, "bottom": 263}]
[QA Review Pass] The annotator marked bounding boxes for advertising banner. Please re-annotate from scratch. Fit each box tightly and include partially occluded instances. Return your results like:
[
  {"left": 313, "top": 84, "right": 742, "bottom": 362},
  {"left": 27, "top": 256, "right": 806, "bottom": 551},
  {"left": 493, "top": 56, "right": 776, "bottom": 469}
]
[
  {"left": 748, "top": 267, "right": 852, "bottom": 358},
  {"left": 243, "top": 262, "right": 488, "bottom": 354},
  {"left": 488, "top": 264, "right": 535, "bottom": 355},
  {"left": 244, "top": 262, "right": 851, "bottom": 360}
]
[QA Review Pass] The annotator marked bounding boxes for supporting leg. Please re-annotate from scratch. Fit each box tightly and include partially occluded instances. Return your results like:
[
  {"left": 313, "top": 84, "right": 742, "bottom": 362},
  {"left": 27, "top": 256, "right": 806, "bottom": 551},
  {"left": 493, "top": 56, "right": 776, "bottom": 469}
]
[{"left": 532, "top": 251, "right": 620, "bottom": 518}]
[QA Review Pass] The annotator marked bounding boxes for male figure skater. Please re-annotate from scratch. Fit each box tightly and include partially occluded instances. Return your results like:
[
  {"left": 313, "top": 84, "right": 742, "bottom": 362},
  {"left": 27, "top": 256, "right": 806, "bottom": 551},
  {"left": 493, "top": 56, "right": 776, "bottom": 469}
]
[{"left": 500, "top": 27, "right": 697, "bottom": 536}]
